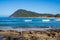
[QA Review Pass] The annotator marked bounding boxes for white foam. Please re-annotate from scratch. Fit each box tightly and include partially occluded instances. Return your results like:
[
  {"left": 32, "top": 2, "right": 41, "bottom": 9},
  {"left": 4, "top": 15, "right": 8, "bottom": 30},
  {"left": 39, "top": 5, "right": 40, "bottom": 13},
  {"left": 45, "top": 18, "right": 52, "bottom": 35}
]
[
  {"left": 55, "top": 19, "right": 60, "bottom": 21},
  {"left": 24, "top": 20, "right": 32, "bottom": 22},
  {"left": 0, "top": 27, "right": 52, "bottom": 32},
  {"left": 42, "top": 19, "right": 50, "bottom": 22}
]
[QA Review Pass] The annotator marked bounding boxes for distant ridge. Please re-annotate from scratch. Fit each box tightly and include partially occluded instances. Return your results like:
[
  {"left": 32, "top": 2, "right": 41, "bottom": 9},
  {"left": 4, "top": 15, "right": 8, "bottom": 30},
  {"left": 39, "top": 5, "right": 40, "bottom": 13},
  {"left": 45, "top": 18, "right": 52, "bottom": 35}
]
[{"left": 10, "top": 9, "right": 55, "bottom": 17}]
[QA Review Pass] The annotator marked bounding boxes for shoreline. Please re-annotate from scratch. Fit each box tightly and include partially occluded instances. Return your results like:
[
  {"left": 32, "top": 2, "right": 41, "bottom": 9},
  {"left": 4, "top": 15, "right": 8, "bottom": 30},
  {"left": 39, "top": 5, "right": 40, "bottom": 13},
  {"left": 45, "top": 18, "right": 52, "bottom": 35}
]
[
  {"left": 1, "top": 17, "right": 60, "bottom": 18},
  {"left": 0, "top": 27, "right": 52, "bottom": 31},
  {"left": 0, "top": 27, "right": 52, "bottom": 32}
]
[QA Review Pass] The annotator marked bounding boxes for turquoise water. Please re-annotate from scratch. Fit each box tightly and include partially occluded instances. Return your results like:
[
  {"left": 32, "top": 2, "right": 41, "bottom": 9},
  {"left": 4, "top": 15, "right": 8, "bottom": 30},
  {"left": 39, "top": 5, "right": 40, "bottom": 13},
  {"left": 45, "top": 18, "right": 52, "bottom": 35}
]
[{"left": 0, "top": 17, "right": 60, "bottom": 28}]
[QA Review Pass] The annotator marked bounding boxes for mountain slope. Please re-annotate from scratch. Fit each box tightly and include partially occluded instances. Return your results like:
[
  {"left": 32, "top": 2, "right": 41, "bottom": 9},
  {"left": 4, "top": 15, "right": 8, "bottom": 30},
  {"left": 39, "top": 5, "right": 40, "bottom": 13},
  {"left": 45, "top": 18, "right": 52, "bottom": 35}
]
[{"left": 10, "top": 9, "right": 54, "bottom": 17}]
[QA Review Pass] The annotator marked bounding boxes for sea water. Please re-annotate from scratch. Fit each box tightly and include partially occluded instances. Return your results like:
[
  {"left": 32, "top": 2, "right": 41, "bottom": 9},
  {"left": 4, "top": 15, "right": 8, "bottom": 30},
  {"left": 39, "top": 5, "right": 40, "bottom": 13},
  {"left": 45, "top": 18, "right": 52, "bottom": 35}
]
[{"left": 0, "top": 17, "right": 60, "bottom": 29}]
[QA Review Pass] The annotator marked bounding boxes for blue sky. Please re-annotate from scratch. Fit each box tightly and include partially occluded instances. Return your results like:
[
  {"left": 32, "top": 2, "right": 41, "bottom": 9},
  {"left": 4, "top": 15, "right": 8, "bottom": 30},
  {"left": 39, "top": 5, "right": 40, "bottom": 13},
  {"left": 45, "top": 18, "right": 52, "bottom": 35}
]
[{"left": 0, "top": 0, "right": 60, "bottom": 17}]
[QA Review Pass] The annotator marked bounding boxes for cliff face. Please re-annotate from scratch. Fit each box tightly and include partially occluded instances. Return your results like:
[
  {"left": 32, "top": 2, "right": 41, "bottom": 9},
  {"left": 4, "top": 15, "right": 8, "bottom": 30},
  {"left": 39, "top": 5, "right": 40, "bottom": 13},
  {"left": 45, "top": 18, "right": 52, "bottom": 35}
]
[{"left": 10, "top": 9, "right": 54, "bottom": 17}]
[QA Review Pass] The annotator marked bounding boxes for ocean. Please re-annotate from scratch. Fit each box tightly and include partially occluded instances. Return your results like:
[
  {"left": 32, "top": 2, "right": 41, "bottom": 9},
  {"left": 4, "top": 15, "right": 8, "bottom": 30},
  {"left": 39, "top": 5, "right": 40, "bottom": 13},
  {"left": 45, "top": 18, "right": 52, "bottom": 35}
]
[{"left": 0, "top": 17, "right": 60, "bottom": 29}]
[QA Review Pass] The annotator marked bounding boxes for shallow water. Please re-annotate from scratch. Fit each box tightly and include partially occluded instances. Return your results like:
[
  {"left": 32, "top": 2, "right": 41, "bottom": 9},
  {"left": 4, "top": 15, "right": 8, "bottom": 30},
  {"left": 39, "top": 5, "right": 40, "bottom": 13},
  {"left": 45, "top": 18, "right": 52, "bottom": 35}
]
[{"left": 0, "top": 17, "right": 60, "bottom": 28}]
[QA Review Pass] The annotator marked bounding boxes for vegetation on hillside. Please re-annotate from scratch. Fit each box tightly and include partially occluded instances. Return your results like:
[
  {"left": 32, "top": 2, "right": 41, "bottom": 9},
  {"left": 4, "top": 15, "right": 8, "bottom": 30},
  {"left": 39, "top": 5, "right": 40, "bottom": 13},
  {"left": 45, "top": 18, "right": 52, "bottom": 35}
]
[
  {"left": 55, "top": 14, "right": 60, "bottom": 17},
  {"left": 10, "top": 9, "right": 60, "bottom": 17}
]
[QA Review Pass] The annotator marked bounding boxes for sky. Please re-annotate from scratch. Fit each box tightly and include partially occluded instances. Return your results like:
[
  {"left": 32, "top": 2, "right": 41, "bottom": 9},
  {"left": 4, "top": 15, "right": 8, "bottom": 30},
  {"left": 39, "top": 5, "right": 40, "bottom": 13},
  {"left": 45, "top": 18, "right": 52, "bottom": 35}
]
[{"left": 0, "top": 0, "right": 60, "bottom": 17}]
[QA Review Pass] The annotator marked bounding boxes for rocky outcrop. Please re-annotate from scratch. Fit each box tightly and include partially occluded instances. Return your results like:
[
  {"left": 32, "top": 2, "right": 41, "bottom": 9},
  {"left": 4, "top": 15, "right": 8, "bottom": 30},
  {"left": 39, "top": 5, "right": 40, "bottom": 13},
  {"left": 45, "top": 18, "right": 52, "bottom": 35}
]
[{"left": 0, "top": 29, "right": 60, "bottom": 40}]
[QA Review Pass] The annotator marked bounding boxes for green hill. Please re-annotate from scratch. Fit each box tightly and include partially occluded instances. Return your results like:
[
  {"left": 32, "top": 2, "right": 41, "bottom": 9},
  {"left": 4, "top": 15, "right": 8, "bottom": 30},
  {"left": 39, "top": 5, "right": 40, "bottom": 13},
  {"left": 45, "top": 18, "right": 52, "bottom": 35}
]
[
  {"left": 55, "top": 14, "right": 60, "bottom": 17},
  {"left": 10, "top": 9, "right": 55, "bottom": 17}
]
